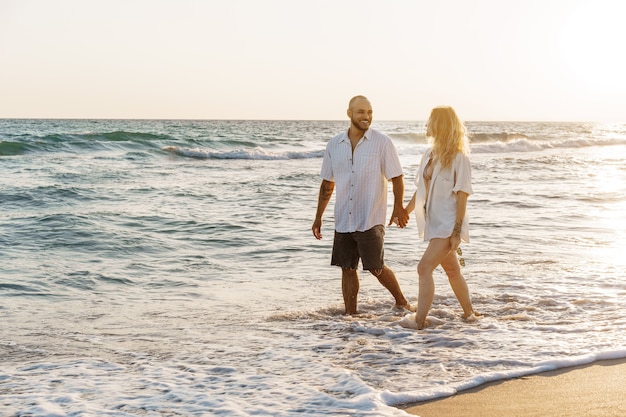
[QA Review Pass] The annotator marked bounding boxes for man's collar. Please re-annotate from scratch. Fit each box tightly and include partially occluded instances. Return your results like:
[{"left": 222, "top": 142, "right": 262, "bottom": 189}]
[{"left": 341, "top": 128, "right": 371, "bottom": 142}]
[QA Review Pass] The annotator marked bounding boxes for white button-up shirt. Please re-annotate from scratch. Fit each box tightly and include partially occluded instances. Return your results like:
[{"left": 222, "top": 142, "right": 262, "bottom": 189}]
[
  {"left": 413, "top": 148, "right": 473, "bottom": 242},
  {"left": 320, "top": 128, "right": 404, "bottom": 233}
]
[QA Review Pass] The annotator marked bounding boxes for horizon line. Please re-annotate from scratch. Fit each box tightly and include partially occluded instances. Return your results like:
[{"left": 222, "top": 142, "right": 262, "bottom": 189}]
[{"left": 1, "top": 117, "right": 618, "bottom": 124}]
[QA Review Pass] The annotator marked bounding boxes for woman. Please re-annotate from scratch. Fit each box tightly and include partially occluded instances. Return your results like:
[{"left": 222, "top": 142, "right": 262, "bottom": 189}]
[{"left": 406, "top": 106, "right": 478, "bottom": 329}]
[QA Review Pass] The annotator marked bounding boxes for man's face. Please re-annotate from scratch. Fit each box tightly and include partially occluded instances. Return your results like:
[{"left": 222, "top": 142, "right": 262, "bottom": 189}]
[{"left": 348, "top": 99, "right": 373, "bottom": 132}]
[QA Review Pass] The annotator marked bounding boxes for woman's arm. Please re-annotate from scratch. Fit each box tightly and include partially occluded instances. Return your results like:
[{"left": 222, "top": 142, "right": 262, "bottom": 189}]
[
  {"left": 405, "top": 192, "right": 417, "bottom": 215},
  {"left": 450, "top": 190, "right": 468, "bottom": 250}
]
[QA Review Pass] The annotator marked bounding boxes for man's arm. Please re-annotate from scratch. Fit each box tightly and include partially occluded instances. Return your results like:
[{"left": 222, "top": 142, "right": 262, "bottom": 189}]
[
  {"left": 390, "top": 175, "right": 409, "bottom": 228},
  {"left": 312, "top": 179, "right": 335, "bottom": 240}
]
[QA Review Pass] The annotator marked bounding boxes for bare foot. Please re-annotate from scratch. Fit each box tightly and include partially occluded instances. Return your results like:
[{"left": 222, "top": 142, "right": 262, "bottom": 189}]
[
  {"left": 394, "top": 302, "right": 416, "bottom": 312},
  {"left": 462, "top": 310, "right": 482, "bottom": 322},
  {"left": 416, "top": 317, "right": 431, "bottom": 330}
]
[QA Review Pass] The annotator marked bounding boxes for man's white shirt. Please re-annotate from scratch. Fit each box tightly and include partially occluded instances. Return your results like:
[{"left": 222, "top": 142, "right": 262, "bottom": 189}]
[{"left": 320, "top": 128, "right": 403, "bottom": 233}]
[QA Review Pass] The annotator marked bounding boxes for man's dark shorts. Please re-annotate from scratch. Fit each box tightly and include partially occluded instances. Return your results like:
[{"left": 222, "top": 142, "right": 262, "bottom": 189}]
[{"left": 331, "top": 225, "right": 385, "bottom": 270}]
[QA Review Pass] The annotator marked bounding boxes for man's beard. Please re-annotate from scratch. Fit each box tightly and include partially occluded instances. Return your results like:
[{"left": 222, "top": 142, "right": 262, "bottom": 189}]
[{"left": 351, "top": 117, "right": 371, "bottom": 132}]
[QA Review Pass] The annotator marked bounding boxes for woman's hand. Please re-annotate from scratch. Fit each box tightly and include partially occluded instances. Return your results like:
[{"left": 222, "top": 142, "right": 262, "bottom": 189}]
[
  {"left": 449, "top": 233, "right": 461, "bottom": 252},
  {"left": 389, "top": 206, "right": 409, "bottom": 228}
]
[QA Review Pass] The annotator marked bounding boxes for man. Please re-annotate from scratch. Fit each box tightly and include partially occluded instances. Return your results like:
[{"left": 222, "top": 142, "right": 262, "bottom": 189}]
[{"left": 312, "top": 95, "right": 413, "bottom": 314}]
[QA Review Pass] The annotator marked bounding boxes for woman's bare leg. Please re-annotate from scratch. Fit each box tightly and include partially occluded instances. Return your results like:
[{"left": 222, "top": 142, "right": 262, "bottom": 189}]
[
  {"left": 415, "top": 238, "right": 451, "bottom": 329},
  {"left": 440, "top": 250, "right": 474, "bottom": 318}
]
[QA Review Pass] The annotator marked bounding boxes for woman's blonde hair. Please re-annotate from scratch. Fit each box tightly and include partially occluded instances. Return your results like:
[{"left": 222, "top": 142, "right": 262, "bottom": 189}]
[{"left": 426, "top": 106, "right": 469, "bottom": 168}]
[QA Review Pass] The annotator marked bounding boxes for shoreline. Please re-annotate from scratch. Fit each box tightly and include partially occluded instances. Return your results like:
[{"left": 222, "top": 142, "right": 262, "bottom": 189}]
[{"left": 401, "top": 358, "right": 626, "bottom": 417}]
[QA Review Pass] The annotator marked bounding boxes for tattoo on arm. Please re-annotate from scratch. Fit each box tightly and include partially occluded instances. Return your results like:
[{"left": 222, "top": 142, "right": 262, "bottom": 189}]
[
  {"left": 453, "top": 221, "right": 462, "bottom": 236},
  {"left": 321, "top": 183, "right": 334, "bottom": 200}
]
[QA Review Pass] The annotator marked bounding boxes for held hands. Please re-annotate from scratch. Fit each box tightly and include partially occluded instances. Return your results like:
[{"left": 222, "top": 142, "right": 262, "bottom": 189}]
[
  {"left": 389, "top": 206, "right": 409, "bottom": 228},
  {"left": 316, "top": 206, "right": 410, "bottom": 238}
]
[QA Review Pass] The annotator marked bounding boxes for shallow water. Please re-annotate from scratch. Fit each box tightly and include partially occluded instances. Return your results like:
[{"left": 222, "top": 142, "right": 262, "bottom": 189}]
[{"left": 1, "top": 119, "right": 625, "bottom": 416}]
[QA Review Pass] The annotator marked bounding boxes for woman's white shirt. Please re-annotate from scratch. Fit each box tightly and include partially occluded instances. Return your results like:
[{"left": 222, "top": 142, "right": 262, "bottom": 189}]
[{"left": 414, "top": 149, "right": 473, "bottom": 242}]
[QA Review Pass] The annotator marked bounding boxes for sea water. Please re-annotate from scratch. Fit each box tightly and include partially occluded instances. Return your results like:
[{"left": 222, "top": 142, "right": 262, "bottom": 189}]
[{"left": 1, "top": 119, "right": 625, "bottom": 416}]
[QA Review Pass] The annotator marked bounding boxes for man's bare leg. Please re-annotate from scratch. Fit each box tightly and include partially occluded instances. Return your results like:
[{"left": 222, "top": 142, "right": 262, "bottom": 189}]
[
  {"left": 342, "top": 268, "right": 359, "bottom": 314},
  {"left": 370, "top": 265, "right": 414, "bottom": 311}
]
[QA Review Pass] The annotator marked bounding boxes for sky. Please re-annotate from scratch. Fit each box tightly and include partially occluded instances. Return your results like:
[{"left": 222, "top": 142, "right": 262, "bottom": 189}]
[{"left": 1, "top": 0, "right": 625, "bottom": 121}]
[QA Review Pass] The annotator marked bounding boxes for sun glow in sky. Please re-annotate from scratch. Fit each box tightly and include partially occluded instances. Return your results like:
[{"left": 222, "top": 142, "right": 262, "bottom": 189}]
[{"left": 1, "top": 0, "right": 625, "bottom": 121}]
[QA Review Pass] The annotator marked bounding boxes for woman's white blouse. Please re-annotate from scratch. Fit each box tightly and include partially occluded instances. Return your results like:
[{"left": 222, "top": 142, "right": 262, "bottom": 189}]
[{"left": 414, "top": 149, "right": 473, "bottom": 242}]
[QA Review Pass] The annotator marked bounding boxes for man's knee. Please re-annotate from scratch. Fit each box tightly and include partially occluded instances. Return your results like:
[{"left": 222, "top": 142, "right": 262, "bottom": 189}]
[
  {"left": 370, "top": 268, "right": 384, "bottom": 277},
  {"left": 342, "top": 267, "right": 358, "bottom": 277}
]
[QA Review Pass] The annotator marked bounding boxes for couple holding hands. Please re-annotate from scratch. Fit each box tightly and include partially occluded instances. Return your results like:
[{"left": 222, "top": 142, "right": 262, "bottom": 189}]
[{"left": 312, "top": 95, "right": 478, "bottom": 329}]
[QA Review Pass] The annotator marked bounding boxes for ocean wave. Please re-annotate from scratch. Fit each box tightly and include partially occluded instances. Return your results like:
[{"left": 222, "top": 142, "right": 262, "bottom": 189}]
[
  {"left": 0, "top": 141, "right": 30, "bottom": 156},
  {"left": 63, "top": 131, "right": 173, "bottom": 143},
  {"left": 32, "top": 131, "right": 175, "bottom": 145},
  {"left": 163, "top": 145, "right": 324, "bottom": 160},
  {"left": 470, "top": 137, "right": 625, "bottom": 154},
  {"left": 470, "top": 132, "right": 531, "bottom": 143},
  {"left": 0, "top": 131, "right": 176, "bottom": 154},
  {"left": 2, "top": 121, "right": 625, "bottom": 159},
  {"left": 164, "top": 135, "right": 626, "bottom": 160},
  {"left": 392, "top": 128, "right": 626, "bottom": 154}
]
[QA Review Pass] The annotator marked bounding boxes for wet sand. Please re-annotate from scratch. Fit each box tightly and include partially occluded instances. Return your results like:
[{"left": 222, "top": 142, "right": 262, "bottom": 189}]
[{"left": 402, "top": 358, "right": 626, "bottom": 417}]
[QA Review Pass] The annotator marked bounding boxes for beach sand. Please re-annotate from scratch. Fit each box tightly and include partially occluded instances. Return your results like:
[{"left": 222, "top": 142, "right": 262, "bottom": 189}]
[{"left": 402, "top": 358, "right": 626, "bottom": 417}]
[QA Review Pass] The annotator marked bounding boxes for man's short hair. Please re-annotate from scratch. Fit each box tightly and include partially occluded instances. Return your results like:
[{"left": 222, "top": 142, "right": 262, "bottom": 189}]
[{"left": 348, "top": 95, "right": 369, "bottom": 110}]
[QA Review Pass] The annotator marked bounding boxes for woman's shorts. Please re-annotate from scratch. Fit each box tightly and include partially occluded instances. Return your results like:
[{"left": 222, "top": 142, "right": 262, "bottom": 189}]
[{"left": 331, "top": 225, "right": 385, "bottom": 270}]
